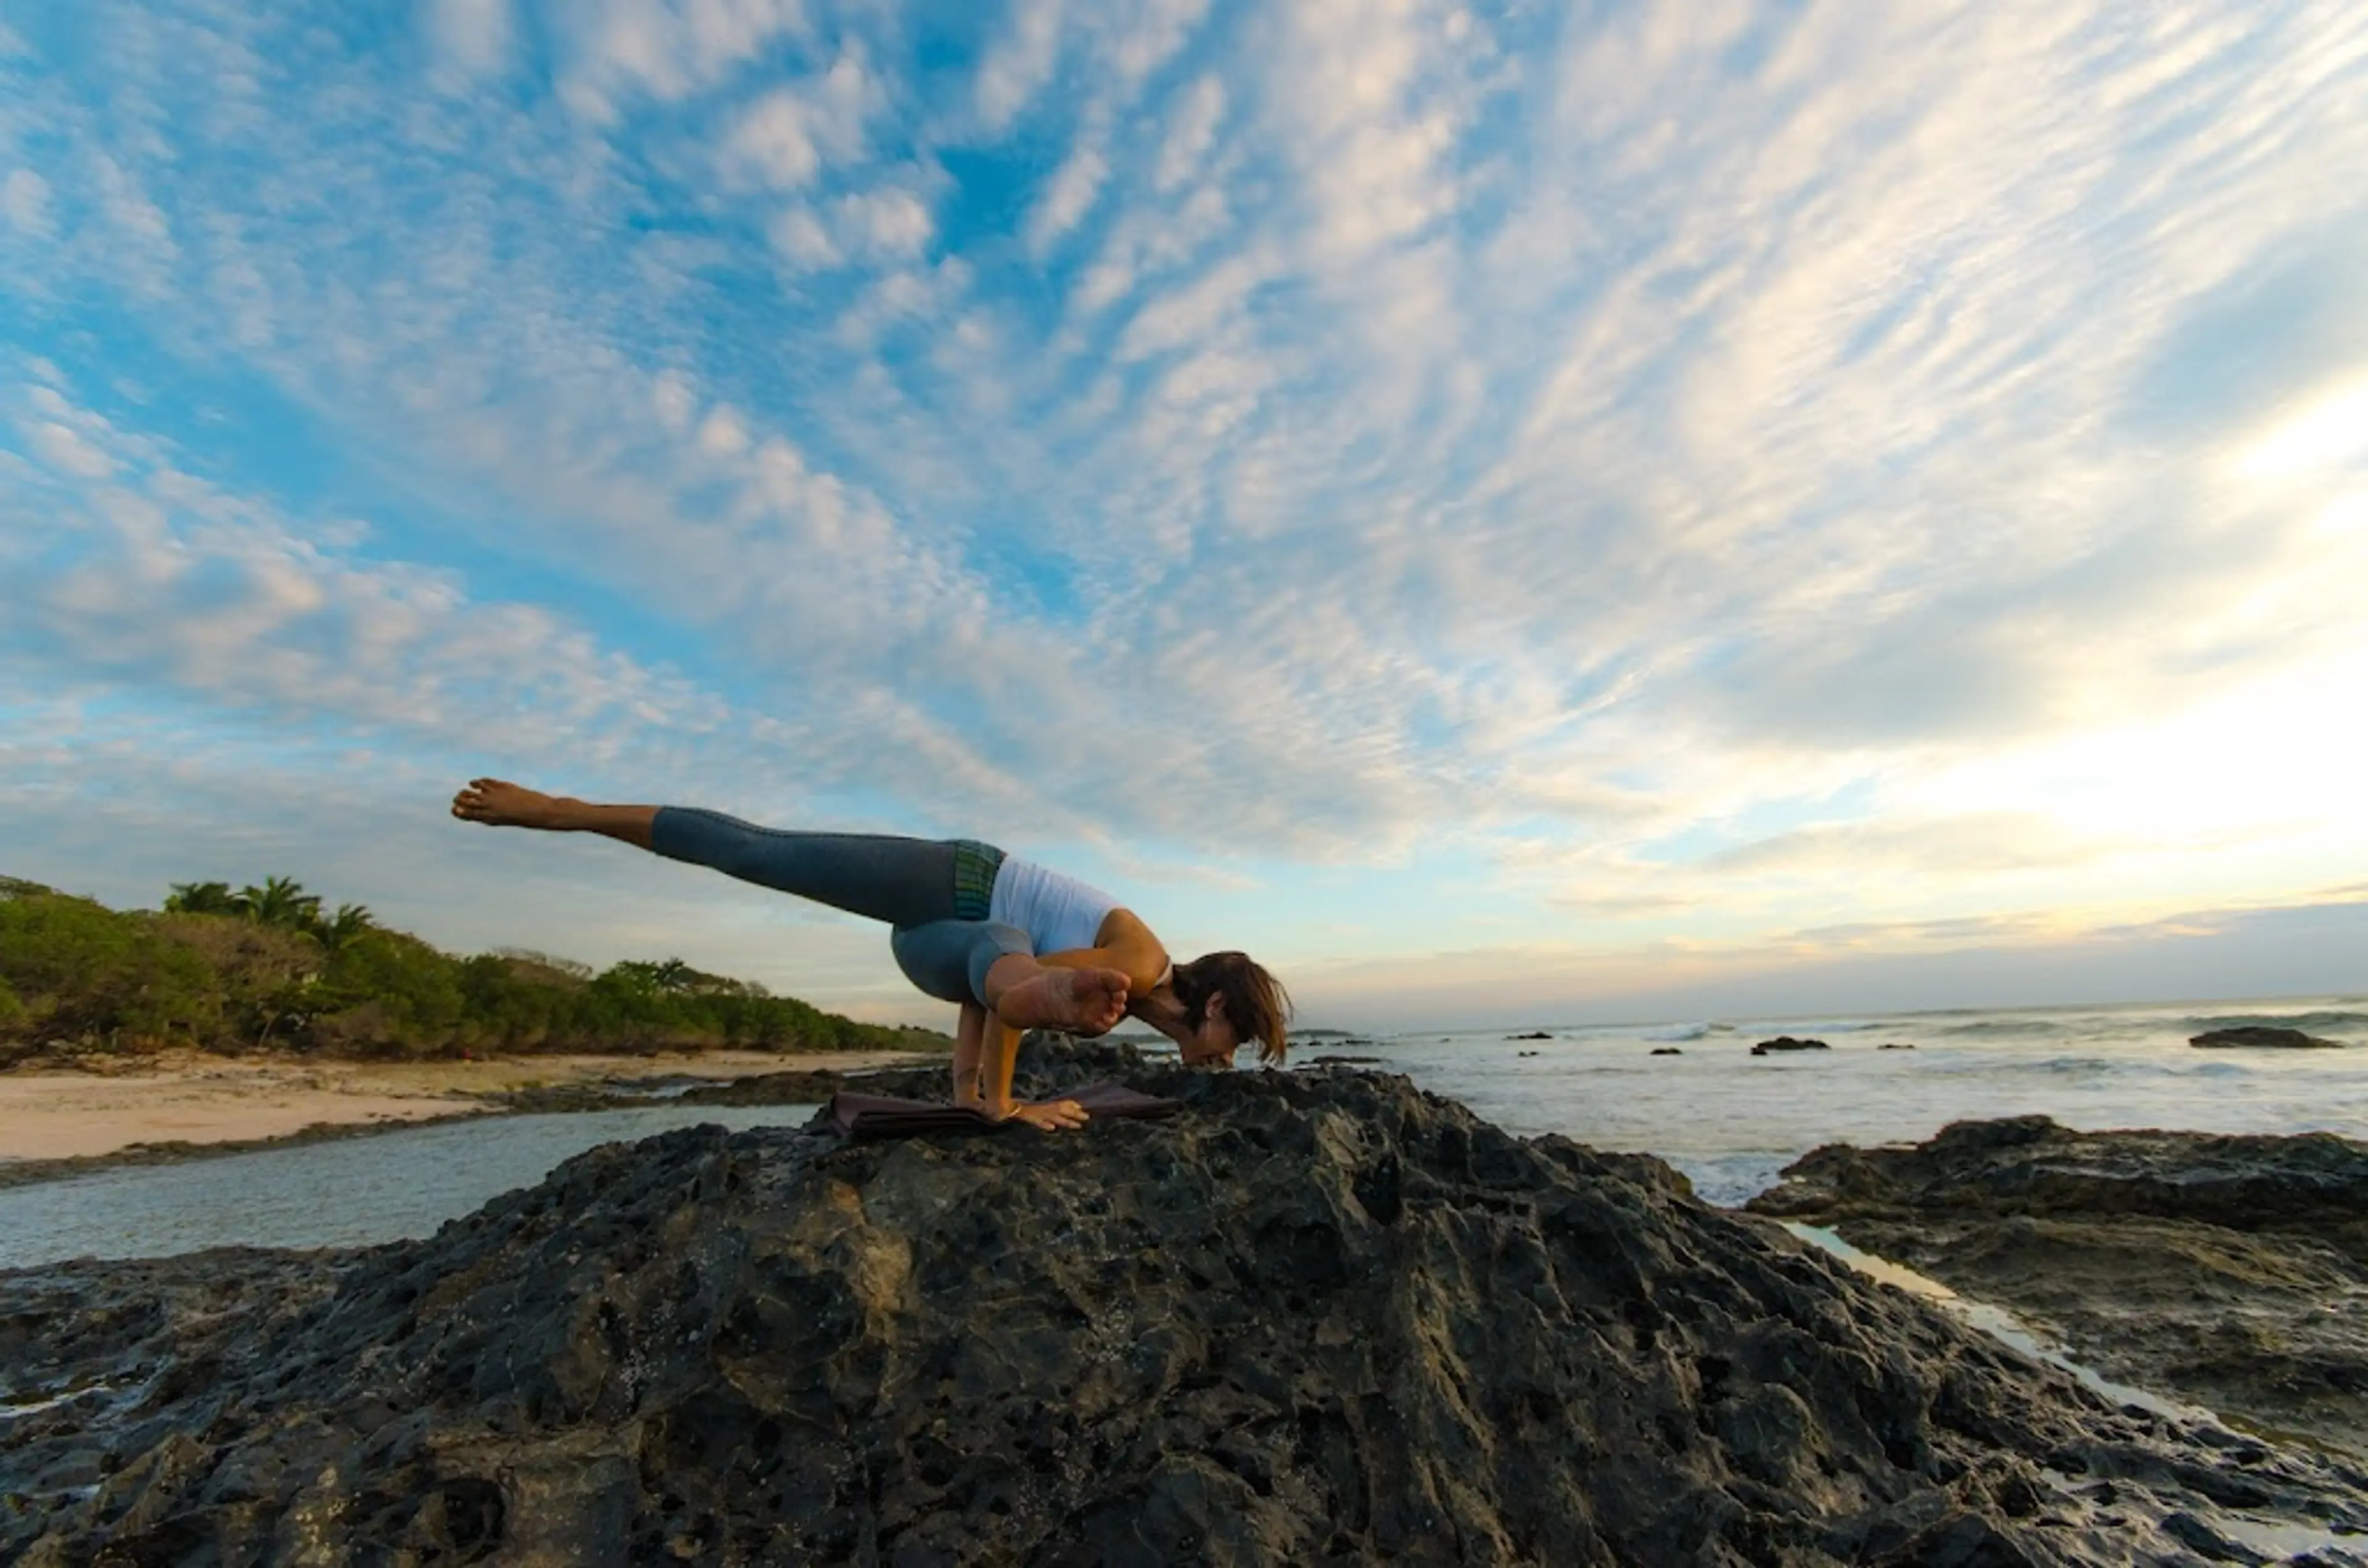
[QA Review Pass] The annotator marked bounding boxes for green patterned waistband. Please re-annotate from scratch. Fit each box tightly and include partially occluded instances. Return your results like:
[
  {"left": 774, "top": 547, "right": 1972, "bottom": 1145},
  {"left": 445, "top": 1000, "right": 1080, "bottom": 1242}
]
[{"left": 950, "top": 839, "right": 1005, "bottom": 922}]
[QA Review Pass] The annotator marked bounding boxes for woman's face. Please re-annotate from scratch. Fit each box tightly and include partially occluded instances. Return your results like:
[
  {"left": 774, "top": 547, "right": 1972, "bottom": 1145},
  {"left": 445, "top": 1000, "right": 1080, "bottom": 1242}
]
[{"left": 1179, "top": 1004, "right": 1240, "bottom": 1069}]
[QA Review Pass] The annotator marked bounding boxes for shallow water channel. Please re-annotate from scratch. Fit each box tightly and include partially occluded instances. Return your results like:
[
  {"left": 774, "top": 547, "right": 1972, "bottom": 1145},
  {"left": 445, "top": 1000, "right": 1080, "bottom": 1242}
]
[{"left": 0, "top": 1104, "right": 816, "bottom": 1271}]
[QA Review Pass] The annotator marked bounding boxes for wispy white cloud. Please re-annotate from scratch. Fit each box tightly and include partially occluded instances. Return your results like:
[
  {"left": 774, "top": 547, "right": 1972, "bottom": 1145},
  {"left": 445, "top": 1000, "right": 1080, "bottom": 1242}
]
[
  {"left": 553, "top": 0, "right": 812, "bottom": 121},
  {"left": 428, "top": 0, "right": 512, "bottom": 80},
  {"left": 0, "top": 166, "right": 49, "bottom": 235},
  {"left": 1026, "top": 138, "right": 1107, "bottom": 253},
  {"left": 974, "top": 0, "right": 1067, "bottom": 133},
  {"left": 1704, "top": 814, "right": 2118, "bottom": 878},
  {"left": 1154, "top": 73, "right": 1224, "bottom": 192},
  {"left": 719, "top": 51, "right": 883, "bottom": 189},
  {"left": 1, "top": 376, "right": 731, "bottom": 767}
]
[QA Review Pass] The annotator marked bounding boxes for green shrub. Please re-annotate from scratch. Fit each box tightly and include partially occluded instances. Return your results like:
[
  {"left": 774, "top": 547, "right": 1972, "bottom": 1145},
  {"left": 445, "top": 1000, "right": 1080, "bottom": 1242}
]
[
  {"left": 0, "top": 872, "right": 943, "bottom": 1061},
  {"left": 0, "top": 891, "right": 220, "bottom": 1051}
]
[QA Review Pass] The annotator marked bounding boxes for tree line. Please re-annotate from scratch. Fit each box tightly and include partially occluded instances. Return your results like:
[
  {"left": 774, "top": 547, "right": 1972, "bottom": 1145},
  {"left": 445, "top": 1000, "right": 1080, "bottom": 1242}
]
[{"left": 0, "top": 874, "right": 939, "bottom": 1064}]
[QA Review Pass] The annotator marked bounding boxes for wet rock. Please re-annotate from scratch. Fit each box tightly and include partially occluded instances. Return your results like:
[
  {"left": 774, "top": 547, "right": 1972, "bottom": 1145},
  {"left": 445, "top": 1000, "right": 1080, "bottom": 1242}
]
[
  {"left": 1651, "top": 1048, "right": 1684, "bottom": 1057},
  {"left": 1507, "top": 1031, "right": 1553, "bottom": 1041},
  {"left": 2190, "top": 1027, "right": 2345, "bottom": 1050},
  {"left": 1879, "top": 1043, "right": 1917, "bottom": 1051},
  {"left": 7, "top": 1080, "right": 2367, "bottom": 1565},
  {"left": 1751, "top": 1036, "right": 1831, "bottom": 1055},
  {"left": 1751, "top": 1116, "right": 2368, "bottom": 1461}
]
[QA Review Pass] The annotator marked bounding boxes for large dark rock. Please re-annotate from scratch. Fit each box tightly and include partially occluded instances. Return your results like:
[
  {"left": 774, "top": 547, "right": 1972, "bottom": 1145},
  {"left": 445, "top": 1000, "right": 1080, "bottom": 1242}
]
[
  {"left": 6, "top": 1080, "right": 2367, "bottom": 1565},
  {"left": 1751, "top": 1116, "right": 2368, "bottom": 1462},
  {"left": 2190, "top": 1026, "right": 2346, "bottom": 1050}
]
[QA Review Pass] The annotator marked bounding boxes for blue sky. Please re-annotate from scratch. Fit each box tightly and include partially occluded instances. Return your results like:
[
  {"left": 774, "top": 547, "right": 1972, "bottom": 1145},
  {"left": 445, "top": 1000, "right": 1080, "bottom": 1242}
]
[{"left": 4, "top": 0, "right": 2366, "bottom": 1030}]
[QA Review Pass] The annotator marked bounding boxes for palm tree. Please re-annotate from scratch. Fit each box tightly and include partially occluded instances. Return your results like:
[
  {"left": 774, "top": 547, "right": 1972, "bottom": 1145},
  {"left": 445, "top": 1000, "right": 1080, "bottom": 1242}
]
[
  {"left": 164, "top": 880, "right": 241, "bottom": 916},
  {"left": 238, "top": 876, "right": 323, "bottom": 932},
  {"left": 318, "top": 903, "right": 377, "bottom": 952}
]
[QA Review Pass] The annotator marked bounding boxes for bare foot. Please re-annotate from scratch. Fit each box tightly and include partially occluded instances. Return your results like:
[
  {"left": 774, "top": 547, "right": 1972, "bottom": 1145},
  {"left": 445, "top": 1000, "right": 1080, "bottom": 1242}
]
[
  {"left": 450, "top": 778, "right": 569, "bottom": 829},
  {"left": 994, "top": 967, "right": 1130, "bottom": 1036}
]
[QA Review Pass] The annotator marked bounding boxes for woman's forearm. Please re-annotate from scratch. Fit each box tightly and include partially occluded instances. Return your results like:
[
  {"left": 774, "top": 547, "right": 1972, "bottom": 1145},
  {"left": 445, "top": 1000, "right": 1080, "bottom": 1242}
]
[
  {"left": 953, "top": 1002, "right": 986, "bottom": 1106},
  {"left": 977, "top": 1015, "right": 1024, "bottom": 1115}
]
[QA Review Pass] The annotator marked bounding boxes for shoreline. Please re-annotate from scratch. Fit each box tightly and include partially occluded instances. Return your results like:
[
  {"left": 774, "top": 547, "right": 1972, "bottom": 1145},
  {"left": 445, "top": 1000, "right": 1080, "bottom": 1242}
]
[{"left": 0, "top": 1048, "right": 942, "bottom": 1188}]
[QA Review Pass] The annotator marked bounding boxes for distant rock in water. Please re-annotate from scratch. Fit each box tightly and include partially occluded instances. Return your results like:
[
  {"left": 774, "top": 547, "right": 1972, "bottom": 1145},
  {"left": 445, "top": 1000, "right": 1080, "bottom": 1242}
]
[
  {"left": 1751, "top": 1114, "right": 2368, "bottom": 1461},
  {"left": 1507, "top": 1030, "right": 1553, "bottom": 1040},
  {"left": 1878, "top": 1042, "right": 1916, "bottom": 1051},
  {"left": 1650, "top": 1048, "right": 1684, "bottom": 1056},
  {"left": 2189, "top": 1025, "right": 2346, "bottom": 1049},
  {"left": 7, "top": 1057, "right": 2367, "bottom": 1564},
  {"left": 1750, "top": 1036, "right": 1830, "bottom": 1055}
]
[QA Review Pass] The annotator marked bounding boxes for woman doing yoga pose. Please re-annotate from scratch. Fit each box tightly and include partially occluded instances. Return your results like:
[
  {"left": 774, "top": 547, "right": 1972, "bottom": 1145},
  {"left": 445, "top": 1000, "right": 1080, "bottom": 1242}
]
[{"left": 450, "top": 780, "right": 1290, "bottom": 1132}]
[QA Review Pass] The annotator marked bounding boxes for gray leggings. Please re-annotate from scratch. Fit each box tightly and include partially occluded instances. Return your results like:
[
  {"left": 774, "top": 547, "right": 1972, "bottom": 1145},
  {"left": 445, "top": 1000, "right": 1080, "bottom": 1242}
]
[{"left": 649, "top": 808, "right": 1029, "bottom": 1006}]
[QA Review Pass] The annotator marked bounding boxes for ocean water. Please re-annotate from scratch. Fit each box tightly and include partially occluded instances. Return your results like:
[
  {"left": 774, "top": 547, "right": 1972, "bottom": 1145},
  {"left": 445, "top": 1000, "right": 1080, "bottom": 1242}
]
[
  {"left": 1308, "top": 995, "right": 2368, "bottom": 1206},
  {"left": 1, "top": 996, "right": 2364, "bottom": 1268},
  {"left": 0, "top": 1104, "right": 815, "bottom": 1271}
]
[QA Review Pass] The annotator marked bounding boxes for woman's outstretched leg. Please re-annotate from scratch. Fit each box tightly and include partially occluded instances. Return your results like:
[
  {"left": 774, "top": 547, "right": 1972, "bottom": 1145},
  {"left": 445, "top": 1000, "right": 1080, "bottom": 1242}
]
[
  {"left": 453, "top": 780, "right": 953, "bottom": 926},
  {"left": 453, "top": 779, "right": 1132, "bottom": 1045}
]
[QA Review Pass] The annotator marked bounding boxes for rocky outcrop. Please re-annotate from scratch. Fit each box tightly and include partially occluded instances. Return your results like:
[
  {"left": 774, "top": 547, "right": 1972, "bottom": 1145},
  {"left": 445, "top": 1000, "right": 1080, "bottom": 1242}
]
[
  {"left": 7, "top": 1075, "right": 2367, "bottom": 1566},
  {"left": 1751, "top": 1036, "right": 1830, "bottom": 1055},
  {"left": 2190, "top": 1027, "right": 2346, "bottom": 1050},
  {"left": 1751, "top": 1115, "right": 2368, "bottom": 1463}
]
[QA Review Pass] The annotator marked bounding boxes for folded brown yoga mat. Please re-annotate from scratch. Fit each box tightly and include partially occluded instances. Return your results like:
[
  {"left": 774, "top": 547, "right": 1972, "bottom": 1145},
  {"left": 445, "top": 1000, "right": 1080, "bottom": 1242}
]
[{"left": 826, "top": 1080, "right": 1181, "bottom": 1142}]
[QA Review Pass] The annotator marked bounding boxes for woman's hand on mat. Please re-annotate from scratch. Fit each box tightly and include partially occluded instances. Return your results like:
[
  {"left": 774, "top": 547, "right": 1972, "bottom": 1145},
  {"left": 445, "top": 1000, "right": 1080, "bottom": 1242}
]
[{"left": 1001, "top": 1099, "right": 1090, "bottom": 1132}]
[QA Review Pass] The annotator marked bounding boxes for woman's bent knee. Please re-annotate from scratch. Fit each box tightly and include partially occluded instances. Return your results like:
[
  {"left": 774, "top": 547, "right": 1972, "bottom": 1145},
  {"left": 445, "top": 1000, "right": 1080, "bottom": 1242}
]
[{"left": 892, "top": 920, "right": 1030, "bottom": 1007}]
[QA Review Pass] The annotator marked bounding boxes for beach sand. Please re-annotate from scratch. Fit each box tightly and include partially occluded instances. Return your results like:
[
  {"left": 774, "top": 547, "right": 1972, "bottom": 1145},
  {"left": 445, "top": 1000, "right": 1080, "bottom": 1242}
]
[{"left": 0, "top": 1049, "right": 936, "bottom": 1163}]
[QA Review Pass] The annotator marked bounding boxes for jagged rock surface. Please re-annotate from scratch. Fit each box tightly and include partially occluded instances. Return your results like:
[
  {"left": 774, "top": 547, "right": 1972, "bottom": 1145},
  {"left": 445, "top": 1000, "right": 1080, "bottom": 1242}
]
[
  {"left": 6, "top": 1073, "right": 2367, "bottom": 1566},
  {"left": 1751, "top": 1115, "right": 2368, "bottom": 1464}
]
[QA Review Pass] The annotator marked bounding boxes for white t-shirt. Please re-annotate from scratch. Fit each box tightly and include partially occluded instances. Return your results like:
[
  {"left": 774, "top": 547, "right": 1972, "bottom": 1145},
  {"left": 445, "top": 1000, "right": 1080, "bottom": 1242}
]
[{"left": 990, "top": 855, "right": 1120, "bottom": 956}]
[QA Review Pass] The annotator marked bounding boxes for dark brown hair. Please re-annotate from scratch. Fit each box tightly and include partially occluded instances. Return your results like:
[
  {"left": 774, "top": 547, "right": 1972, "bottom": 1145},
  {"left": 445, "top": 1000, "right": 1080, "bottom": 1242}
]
[{"left": 1171, "top": 951, "right": 1293, "bottom": 1066}]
